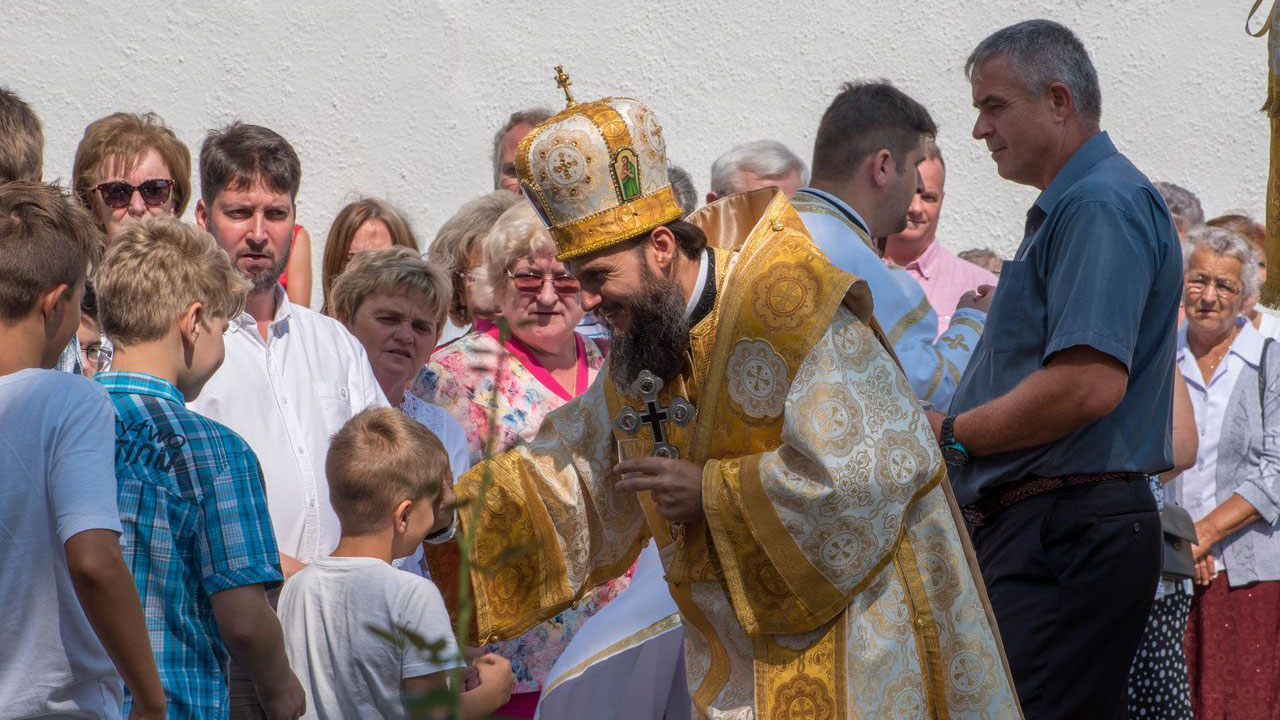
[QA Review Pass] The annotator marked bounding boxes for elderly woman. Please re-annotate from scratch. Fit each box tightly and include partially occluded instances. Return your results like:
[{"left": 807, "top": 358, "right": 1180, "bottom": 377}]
[
  {"left": 409, "top": 201, "right": 624, "bottom": 718},
  {"left": 1209, "top": 213, "right": 1275, "bottom": 338},
  {"left": 329, "top": 247, "right": 468, "bottom": 574},
  {"left": 428, "top": 190, "right": 521, "bottom": 344},
  {"left": 73, "top": 112, "right": 191, "bottom": 240},
  {"left": 320, "top": 197, "right": 418, "bottom": 314},
  {"left": 1175, "top": 226, "right": 1280, "bottom": 718}
]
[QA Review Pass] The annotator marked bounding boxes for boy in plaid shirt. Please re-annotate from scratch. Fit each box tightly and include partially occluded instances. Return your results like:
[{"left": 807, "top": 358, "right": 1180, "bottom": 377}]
[{"left": 94, "top": 217, "right": 305, "bottom": 719}]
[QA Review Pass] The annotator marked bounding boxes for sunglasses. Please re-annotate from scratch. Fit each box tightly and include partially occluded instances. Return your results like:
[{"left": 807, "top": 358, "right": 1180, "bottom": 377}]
[
  {"left": 94, "top": 179, "right": 175, "bottom": 210},
  {"left": 506, "top": 269, "right": 581, "bottom": 294}
]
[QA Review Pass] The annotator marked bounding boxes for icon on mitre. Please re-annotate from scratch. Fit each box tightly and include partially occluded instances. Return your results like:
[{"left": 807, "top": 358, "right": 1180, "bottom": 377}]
[{"left": 613, "top": 148, "right": 641, "bottom": 201}]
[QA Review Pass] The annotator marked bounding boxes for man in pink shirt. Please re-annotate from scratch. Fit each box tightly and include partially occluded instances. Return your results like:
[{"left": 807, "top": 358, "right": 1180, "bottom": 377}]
[{"left": 884, "top": 145, "right": 997, "bottom": 336}]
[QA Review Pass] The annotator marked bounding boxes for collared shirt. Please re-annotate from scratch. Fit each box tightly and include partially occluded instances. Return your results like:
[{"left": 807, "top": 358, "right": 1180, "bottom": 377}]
[
  {"left": 894, "top": 240, "right": 998, "bottom": 336},
  {"left": 188, "top": 286, "right": 387, "bottom": 563},
  {"left": 1176, "top": 319, "right": 1265, "bottom": 522},
  {"left": 949, "top": 132, "right": 1182, "bottom": 505},
  {"left": 98, "top": 371, "right": 282, "bottom": 719},
  {"left": 793, "top": 187, "right": 985, "bottom": 408}
]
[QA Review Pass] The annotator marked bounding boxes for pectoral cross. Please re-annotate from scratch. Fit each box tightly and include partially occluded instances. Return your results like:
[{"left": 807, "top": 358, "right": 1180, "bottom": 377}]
[
  {"left": 554, "top": 65, "right": 576, "bottom": 107},
  {"left": 615, "top": 370, "right": 694, "bottom": 459}
]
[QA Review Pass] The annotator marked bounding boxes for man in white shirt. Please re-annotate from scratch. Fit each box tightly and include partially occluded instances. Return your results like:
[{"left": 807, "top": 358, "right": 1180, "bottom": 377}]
[
  {"left": 189, "top": 123, "right": 387, "bottom": 719},
  {"left": 190, "top": 121, "right": 387, "bottom": 572}
]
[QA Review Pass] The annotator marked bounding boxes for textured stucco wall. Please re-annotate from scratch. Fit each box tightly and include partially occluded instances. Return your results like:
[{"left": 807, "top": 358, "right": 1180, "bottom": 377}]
[{"left": 4, "top": 2, "right": 1266, "bottom": 306}]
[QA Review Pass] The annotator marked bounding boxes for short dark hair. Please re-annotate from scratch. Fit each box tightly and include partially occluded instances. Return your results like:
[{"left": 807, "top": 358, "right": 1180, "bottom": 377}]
[
  {"left": 0, "top": 88, "right": 43, "bottom": 182},
  {"left": 199, "top": 122, "right": 302, "bottom": 205},
  {"left": 0, "top": 182, "right": 103, "bottom": 322},
  {"left": 810, "top": 81, "right": 936, "bottom": 186},
  {"left": 631, "top": 219, "right": 706, "bottom": 261},
  {"left": 326, "top": 408, "right": 449, "bottom": 536}
]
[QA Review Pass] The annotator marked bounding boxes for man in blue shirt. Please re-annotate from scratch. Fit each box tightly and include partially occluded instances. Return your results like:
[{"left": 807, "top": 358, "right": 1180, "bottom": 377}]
[
  {"left": 929, "top": 20, "right": 1181, "bottom": 720},
  {"left": 793, "top": 82, "right": 992, "bottom": 409}
]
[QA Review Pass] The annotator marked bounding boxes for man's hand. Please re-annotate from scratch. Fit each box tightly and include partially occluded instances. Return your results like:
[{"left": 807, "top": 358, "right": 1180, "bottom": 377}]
[
  {"left": 614, "top": 457, "right": 704, "bottom": 523},
  {"left": 924, "top": 410, "right": 946, "bottom": 443},
  {"left": 957, "top": 284, "right": 996, "bottom": 313}
]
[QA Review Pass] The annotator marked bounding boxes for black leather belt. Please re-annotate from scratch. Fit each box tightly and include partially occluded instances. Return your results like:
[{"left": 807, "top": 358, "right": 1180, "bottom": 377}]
[{"left": 962, "top": 472, "right": 1149, "bottom": 527}]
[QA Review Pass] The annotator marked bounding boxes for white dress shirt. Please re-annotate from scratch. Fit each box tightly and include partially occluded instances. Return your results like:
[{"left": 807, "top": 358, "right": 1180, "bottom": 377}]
[
  {"left": 1176, "top": 319, "right": 1265, "bottom": 523},
  {"left": 189, "top": 286, "right": 387, "bottom": 562}
]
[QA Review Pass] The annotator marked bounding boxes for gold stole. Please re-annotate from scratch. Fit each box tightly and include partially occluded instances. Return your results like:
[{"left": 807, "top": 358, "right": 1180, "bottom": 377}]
[{"left": 603, "top": 188, "right": 869, "bottom": 714}]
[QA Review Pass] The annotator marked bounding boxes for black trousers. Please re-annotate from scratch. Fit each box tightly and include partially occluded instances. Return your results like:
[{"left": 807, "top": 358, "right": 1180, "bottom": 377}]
[{"left": 970, "top": 477, "right": 1161, "bottom": 720}]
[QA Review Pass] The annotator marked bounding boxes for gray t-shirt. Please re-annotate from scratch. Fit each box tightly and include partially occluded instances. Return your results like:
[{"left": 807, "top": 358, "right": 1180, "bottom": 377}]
[{"left": 949, "top": 132, "right": 1182, "bottom": 506}]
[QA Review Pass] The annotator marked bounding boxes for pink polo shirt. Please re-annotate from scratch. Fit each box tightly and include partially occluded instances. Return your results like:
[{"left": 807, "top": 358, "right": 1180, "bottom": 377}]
[{"left": 891, "top": 240, "right": 998, "bottom": 337}]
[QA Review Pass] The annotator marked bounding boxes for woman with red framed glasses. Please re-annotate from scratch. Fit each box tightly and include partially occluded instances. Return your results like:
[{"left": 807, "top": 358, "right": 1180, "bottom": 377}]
[
  {"left": 409, "top": 201, "right": 625, "bottom": 719},
  {"left": 72, "top": 112, "right": 190, "bottom": 241}
]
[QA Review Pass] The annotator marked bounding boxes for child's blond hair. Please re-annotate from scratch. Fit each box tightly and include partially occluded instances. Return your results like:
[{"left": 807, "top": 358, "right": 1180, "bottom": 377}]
[
  {"left": 327, "top": 408, "right": 449, "bottom": 536},
  {"left": 94, "top": 216, "right": 249, "bottom": 346}
]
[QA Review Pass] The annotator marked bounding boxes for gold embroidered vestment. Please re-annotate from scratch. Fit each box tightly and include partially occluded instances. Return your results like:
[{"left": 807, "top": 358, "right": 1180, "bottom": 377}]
[{"left": 457, "top": 189, "right": 1022, "bottom": 719}]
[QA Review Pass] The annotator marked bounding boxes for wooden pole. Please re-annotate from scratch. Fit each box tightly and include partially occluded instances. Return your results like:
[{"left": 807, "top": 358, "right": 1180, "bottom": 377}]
[{"left": 1255, "top": 2, "right": 1280, "bottom": 308}]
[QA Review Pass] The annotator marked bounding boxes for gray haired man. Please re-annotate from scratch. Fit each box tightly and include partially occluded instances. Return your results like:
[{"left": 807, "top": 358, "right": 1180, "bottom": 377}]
[
  {"left": 705, "top": 139, "right": 808, "bottom": 203},
  {"left": 1154, "top": 180, "right": 1204, "bottom": 240},
  {"left": 929, "top": 20, "right": 1181, "bottom": 719},
  {"left": 493, "top": 108, "right": 551, "bottom": 193}
]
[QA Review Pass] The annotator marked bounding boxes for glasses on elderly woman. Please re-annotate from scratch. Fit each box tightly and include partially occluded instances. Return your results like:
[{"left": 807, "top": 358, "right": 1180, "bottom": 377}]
[
  {"left": 506, "top": 269, "right": 581, "bottom": 294},
  {"left": 1185, "top": 273, "right": 1243, "bottom": 300},
  {"left": 94, "top": 179, "right": 175, "bottom": 209}
]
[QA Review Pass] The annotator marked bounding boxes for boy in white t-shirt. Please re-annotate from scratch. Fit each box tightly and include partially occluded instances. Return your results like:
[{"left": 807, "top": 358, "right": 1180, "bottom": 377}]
[
  {"left": 0, "top": 182, "right": 165, "bottom": 719},
  {"left": 278, "top": 408, "right": 513, "bottom": 720}
]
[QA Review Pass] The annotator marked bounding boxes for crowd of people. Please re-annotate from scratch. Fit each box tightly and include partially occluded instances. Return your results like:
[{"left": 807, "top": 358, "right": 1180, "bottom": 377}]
[{"left": 1, "top": 16, "right": 1275, "bottom": 720}]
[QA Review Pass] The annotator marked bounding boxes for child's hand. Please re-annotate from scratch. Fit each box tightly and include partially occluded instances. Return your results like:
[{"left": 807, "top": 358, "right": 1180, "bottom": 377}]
[
  {"left": 463, "top": 663, "right": 480, "bottom": 691},
  {"left": 474, "top": 653, "right": 513, "bottom": 704}
]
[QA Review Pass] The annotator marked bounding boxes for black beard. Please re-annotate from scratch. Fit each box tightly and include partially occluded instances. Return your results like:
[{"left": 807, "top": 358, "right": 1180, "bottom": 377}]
[{"left": 605, "top": 268, "right": 691, "bottom": 393}]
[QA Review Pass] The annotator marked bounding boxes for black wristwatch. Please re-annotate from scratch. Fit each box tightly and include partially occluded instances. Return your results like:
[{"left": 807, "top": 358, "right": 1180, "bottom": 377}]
[{"left": 940, "top": 415, "right": 971, "bottom": 467}]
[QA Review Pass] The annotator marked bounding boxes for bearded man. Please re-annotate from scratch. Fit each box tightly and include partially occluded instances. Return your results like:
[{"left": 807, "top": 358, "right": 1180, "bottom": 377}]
[{"left": 449, "top": 79, "right": 1022, "bottom": 719}]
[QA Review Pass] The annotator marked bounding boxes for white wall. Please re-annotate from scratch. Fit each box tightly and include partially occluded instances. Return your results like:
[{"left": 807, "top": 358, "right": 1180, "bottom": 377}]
[{"left": 6, "top": 1, "right": 1267, "bottom": 306}]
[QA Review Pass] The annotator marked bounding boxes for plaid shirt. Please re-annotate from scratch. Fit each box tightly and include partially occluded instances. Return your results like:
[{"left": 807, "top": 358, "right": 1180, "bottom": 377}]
[{"left": 98, "top": 371, "right": 282, "bottom": 719}]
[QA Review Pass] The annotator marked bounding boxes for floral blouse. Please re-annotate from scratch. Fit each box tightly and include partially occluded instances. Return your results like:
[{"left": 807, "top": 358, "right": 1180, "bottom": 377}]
[{"left": 409, "top": 320, "right": 629, "bottom": 693}]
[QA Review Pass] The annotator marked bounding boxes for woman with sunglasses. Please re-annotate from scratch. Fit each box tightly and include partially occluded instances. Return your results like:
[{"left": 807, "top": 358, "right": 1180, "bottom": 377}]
[
  {"left": 408, "top": 201, "right": 623, "bottom": 719},
  {"left": 72, "top": 112, "right": 190, "bottom": 240}
]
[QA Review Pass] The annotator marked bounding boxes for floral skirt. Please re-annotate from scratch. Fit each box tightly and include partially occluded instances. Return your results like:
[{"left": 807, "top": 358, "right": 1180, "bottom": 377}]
[
  {"left": 1127, "top": 590, "right": 1192, "bottom": 719},
  {"left": 1185, "top": 572, "right": 1280, "bottom": 720}
]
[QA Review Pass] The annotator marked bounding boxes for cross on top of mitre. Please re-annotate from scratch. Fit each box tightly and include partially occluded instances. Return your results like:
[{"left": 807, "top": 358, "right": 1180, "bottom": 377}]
[
  {"left": 554, "top": 65, "right": 576, "bottom": 108},
  {"left": 614, "top": 370, "right": 694, "bottom": 459}
]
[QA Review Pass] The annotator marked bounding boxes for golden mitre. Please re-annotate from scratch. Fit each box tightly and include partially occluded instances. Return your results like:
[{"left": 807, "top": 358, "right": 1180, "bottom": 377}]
[{"left": 515, "top": 67, "right": 683, "bottom": 261}]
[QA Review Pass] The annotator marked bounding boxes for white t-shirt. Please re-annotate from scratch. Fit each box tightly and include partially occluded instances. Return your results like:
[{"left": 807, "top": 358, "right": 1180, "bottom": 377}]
[
  {"left": 278, "top": 556, "right": 463, "bottom": 720},
  {"left": 0, "top": 369, "right": 125, "bottom": 719},
  {"left": 189, "top": 286, "right": 387, "bottom": 562}
]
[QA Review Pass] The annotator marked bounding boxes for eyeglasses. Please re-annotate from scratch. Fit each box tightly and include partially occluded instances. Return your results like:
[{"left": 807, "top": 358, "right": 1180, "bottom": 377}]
[
  {"left": 506, "top": 269, "right": 580, "bottom": 294},
  {"left": 83, "top": 338, "right": 113, "bottom": 371},
  {"left": 94, "top": 179, "right": 175, "bottom": 210},
  {"left": 1185, "top": 274, "right": 1243, "bottom": 300}
]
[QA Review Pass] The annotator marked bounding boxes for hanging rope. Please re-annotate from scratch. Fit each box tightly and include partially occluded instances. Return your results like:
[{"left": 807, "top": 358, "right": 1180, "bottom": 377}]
[{"left": 1252, "top": 1, "right": 1280, "bottom": 307}]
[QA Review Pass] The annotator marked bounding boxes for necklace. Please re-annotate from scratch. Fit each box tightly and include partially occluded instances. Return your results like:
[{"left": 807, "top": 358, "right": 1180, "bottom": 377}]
[{"left": 1194, "top": 326, "right": 1240, "bottom": 379}]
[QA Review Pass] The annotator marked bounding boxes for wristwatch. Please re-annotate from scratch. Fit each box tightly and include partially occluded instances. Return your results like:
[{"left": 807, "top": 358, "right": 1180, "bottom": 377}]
[{"left": 939, "top": 415, "right": 971, "bottom": 467}]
